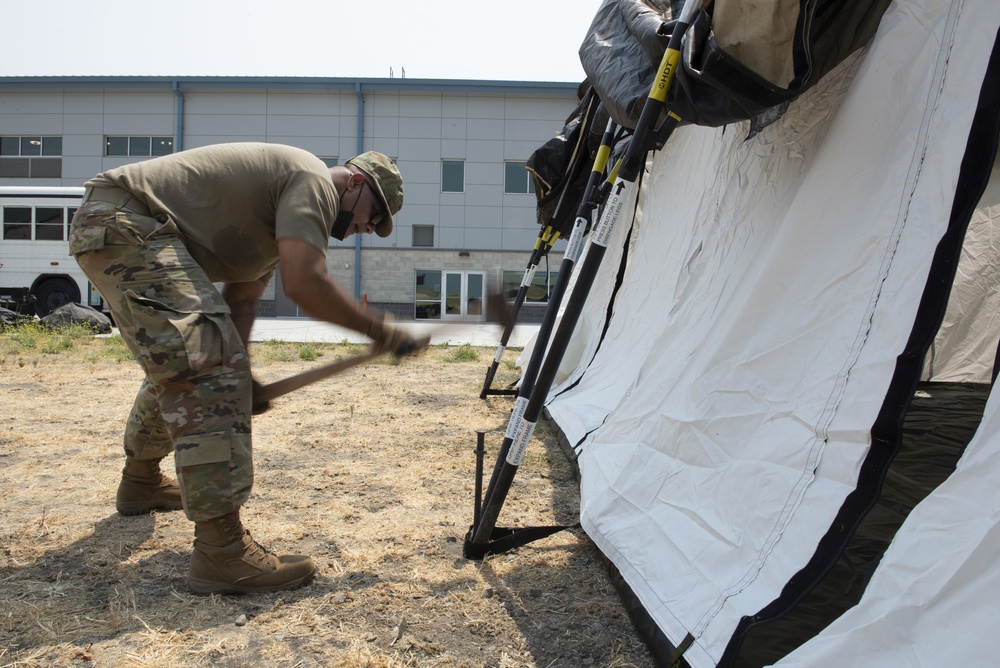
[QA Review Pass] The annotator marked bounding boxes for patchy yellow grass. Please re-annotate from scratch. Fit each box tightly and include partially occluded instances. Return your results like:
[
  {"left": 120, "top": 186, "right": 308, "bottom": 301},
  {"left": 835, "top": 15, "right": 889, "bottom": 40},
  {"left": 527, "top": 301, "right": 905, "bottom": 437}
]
[{"left": 0, "top": 330, "right": 653, "bottom": 667}]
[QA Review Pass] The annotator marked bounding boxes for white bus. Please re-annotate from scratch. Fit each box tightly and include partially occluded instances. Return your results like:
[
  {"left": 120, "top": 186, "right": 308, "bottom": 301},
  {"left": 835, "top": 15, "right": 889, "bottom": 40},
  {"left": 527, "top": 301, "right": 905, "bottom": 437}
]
[{"left": 0, "top": 186, "right": 105, "bottom": 317}]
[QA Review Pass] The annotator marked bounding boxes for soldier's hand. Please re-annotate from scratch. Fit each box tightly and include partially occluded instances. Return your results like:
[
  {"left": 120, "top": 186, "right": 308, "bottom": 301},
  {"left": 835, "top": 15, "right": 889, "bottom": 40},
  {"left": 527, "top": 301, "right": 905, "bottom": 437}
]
[
  {"left": 251, "top": 377, "right": 271, "bottom": 415},
  {"left": 368, "top": 314, "right": 425, "bottom": 357}
]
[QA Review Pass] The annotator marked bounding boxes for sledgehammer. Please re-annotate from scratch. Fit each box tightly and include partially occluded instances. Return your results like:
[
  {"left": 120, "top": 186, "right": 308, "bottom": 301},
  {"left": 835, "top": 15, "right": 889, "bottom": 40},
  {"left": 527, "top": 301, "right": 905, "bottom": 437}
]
[
  {"left": 252, "top": 290, "right": 514, "bottom": 412},
  {"left": 252, "top": 347, "right": 401, "bottom": 413}
]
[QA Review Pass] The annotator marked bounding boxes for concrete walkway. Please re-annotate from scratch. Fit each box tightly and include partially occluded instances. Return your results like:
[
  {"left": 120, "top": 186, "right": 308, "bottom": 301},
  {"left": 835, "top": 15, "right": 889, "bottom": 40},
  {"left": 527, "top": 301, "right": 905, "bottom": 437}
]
[{"left": 250, "top": 317, "right": 540, "bottom": 348}]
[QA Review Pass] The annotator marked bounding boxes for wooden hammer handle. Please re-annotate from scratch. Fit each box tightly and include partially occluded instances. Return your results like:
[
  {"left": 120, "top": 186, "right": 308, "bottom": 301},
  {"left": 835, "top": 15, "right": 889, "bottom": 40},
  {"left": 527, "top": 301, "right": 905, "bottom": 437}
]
[
  {"left": 254, "top": 350, "right": 380, "bottom": 408},
  {"left": 252, "top": 334, "right": 431, "bottom": 411},
  {"left": 251, "top": 286, "right": 513, "bottom": 411}
]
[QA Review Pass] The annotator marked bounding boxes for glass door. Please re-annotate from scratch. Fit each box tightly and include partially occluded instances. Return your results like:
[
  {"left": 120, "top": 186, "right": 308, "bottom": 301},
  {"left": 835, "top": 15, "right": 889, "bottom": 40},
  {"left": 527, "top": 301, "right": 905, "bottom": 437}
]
[
  {"left": 417, "top": 269, "right": 486, "bottom": 320},
  {"left": 443, "top": 270, "right": 486, "bottom": 321}
]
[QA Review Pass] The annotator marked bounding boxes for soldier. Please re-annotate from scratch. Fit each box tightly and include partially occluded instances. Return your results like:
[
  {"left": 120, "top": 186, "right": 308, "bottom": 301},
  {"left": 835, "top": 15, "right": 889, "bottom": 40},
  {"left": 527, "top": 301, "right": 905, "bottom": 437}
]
[{"left": 70, "top": 143, "right": 416, "bottom": 594}]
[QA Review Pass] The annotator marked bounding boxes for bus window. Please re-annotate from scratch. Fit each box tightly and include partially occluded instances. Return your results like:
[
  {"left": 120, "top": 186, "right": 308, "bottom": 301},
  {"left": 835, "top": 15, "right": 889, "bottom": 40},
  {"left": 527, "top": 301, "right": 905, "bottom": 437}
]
[
  {"left": 0, "top": 186, "right": 90, "bottom": 317},
  {"left": 35, "top": 207, "right": 65, "bottom": 241},
  {"left": 3, "top": 206, "right": 31, "bottom": 240}
]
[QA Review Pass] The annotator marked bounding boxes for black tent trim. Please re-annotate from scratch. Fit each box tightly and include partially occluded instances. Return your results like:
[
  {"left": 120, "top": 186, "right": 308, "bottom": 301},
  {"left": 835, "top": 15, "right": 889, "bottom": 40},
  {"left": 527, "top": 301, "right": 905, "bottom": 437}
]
[
  {"left": 552, "top": 22, "right": 1000, "bottom": 668},
  {"left": 718, "top": 25, "right": 1000, "bottom": 667}
]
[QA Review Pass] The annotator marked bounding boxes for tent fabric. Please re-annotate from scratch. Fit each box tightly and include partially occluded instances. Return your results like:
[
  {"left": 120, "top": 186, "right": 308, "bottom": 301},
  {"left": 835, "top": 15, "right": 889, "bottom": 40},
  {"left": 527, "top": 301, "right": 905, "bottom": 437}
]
[
  {"left": 544, "top": 0, "right": 1000, "bottom": 666},
  {"left": 772, "top": 381, "right": 1000, "bottom": 667},
  {"left": 726, "top": 21, "right": 1000, "bottom": 663},
  {"left": 923, "top": 158, "right": 1000, "bottom": 382},
  {"left": 773, "top": 13, "right": 1000, "bottom": 665},
  {"left": 578, "top": 0, "right": 892, "bottom": 130},
  {"left": 737, "top": 382, "right": 990, "bottom": 665}
]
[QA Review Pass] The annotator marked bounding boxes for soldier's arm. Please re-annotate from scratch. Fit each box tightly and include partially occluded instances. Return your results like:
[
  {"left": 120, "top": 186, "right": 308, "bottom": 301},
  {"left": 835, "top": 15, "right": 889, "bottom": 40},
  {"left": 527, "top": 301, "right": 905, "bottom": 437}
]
[
  {"left": 276, "top": 238, "right": 378, "bottom": 335},
  {"left": 223, "top": 279, "right": 267, "bottom": 346}
]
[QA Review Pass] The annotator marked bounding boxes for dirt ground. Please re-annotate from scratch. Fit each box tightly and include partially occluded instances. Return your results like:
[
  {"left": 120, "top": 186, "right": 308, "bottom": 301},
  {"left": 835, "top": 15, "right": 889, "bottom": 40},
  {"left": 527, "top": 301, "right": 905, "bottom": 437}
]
[{"left": 0, "top": 328, "right": 655, "bottom": 668}]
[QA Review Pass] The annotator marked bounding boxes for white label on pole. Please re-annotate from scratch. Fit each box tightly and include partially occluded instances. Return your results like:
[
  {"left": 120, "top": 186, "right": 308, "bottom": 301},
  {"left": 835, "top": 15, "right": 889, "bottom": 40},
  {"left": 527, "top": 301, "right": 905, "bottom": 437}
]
[
  {"left": 520, "top": 265, "right": 537, "bottom": 288},
  {"left": 507, "top": 419, "right": 536, "bottom": 466},
  {"left": 565, "top": 217, "right": 587, "bottom": 262},
  {"left": 594, "top": 179, "right": 630, "bottom": 247},
  {"left": 493, "top": 345, "right": 506, "bottom": 364},
  {"left": 505, "top": 396, "right": 528, "bottom": 439}
]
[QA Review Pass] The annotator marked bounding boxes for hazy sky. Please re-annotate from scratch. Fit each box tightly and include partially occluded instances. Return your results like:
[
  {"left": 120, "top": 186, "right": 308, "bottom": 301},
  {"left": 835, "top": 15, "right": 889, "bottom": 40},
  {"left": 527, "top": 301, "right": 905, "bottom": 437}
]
[{"left": 4, "top": 0, "right": 602, "bottom": 82}]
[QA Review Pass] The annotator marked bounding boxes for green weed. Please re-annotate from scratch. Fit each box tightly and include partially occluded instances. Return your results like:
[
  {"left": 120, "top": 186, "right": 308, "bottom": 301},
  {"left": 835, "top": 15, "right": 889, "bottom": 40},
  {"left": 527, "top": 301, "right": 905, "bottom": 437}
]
[
  {"left": 0, "top": 321, "right": 135, "bottom": 363},
  {"left": 446, "top": 344, "right": 479, "bottom": 363},
  {"left": 298, "top": 344, "right": 321, "bottom": 361},
  {"left": 40, "top": 336, "right": 75, "bottom": 354}
]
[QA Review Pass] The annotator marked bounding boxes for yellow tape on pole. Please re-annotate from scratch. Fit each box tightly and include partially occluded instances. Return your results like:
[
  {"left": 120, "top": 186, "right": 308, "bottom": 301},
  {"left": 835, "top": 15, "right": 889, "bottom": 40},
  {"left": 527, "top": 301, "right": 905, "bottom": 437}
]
[{"left": 651, "top": 48, "right": 682, "bottom": 103}]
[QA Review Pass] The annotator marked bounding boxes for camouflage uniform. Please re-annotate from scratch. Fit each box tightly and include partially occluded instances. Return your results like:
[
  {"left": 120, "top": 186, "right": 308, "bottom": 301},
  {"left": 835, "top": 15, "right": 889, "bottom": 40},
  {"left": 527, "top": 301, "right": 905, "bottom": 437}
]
[
  {"left": 68, "top": 144, "right": 404, "bottom": 530},
  {"left": 70, "top": 201, "right": 252, "bottom": 521}
]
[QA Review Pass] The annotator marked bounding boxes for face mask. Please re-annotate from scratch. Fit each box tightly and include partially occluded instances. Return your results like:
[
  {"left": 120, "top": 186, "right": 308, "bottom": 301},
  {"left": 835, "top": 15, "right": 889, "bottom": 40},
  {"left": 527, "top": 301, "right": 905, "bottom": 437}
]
[
  {"left": 330, "top": 209, "right": 353, "bottom": 241},
  {"left": 330, "top": 183, "right": 362, "bottom": 241}
]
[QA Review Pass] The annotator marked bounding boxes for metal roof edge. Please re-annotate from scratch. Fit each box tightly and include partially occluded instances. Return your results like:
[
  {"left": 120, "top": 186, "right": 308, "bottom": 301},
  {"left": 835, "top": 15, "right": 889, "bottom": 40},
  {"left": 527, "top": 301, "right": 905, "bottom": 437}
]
[{"left": 0, "top": 76, "right": 579, "bottom": 95}]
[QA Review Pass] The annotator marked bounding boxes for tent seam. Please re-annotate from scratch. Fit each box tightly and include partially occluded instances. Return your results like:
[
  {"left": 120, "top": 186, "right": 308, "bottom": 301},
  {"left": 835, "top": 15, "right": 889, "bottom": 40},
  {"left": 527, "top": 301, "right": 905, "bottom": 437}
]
[{"left": 694, "top": 0, "right": 965, "bottom": 640}]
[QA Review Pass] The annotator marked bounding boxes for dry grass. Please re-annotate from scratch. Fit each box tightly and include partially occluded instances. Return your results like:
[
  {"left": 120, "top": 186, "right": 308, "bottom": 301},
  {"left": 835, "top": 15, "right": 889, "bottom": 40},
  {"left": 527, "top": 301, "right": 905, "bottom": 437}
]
[{"left": 0, "top": 327, "right": 654, "bottom": 668}]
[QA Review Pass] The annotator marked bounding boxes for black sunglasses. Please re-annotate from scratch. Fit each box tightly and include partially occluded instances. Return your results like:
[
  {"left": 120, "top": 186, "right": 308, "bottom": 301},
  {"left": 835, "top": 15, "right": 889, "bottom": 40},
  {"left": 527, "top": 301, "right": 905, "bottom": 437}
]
[{"left": 364, "top": 180, "right": 386, "bottom": 226}]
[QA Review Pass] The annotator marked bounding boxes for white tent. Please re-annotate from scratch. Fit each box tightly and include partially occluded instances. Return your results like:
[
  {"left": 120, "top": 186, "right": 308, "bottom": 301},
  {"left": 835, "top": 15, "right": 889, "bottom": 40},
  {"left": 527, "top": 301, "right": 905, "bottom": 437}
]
[
  {"left": 923, "top": 159, "right": 1000, "bottom": 382},
  {"left": 541, "top": 0, "right": 1000, "bottom": 665}
]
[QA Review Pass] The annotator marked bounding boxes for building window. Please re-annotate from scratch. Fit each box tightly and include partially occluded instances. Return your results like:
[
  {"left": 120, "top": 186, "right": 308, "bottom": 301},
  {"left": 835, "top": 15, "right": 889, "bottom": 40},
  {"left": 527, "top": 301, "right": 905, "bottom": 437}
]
[
  {"left": 415, "top": 269, "right": 442, "bottom": 319},
  {"left": 0, "top": 136, "right": 62, "bottom": 178},
  {"left": 413, "top": 225, "right": 434, "bottom": 248},
  {"left": 319, "top": 157, "right": 338, "bottom": 168},
  {"left": 105, "top": 136, "right": 174, "bottom": 157},
  {"left": 504, "top": 161, "right": 536, "bottom": 194},
  {"left": 442, "top": 159, "right": 465, "bottom": 193},
  {"left": 502, "top": 268, "right": 559, "bottom": 303}
]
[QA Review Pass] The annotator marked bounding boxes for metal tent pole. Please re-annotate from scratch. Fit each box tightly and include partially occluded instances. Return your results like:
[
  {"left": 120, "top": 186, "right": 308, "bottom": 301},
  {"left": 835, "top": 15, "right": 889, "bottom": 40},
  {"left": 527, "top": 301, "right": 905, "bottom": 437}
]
[
  {"left": 480, "top": 106, "right": 603, "bottom": 399},
  {"left": 467, "top": 0, "right": 705, "bottom": 555},
  {"left": 480, "top": 226, "right": 559, "bottom": 398},
  {"left": 471, "top": 119, "right": 619, "bottom": 537}
]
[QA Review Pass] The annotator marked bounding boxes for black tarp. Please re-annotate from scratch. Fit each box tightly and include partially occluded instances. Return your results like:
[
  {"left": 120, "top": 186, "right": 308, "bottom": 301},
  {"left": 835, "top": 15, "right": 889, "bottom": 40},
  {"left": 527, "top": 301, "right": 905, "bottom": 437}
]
[
  {"left": 39, "top": 303, "right": 112, "bottom": 334},
  {"left": 579, "top": 0, "right": 893, "bottom": 130},
  {"left": 525, "top": 82, "right": 611, "bottom": 237}
]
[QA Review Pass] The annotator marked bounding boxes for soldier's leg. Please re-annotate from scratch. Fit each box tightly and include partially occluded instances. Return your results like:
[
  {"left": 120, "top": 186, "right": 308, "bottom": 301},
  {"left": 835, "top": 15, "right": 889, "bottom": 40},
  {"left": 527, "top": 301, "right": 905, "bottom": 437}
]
[
  {"left": 71, "top": 204, "right": 183, "bottom": 514},
  {"left": 115, "top": 380, "right": 184, "bottom": 515},
  {"left": 72, "top": 206, "right": 253, "bottom": 520},
  {"left": 124, "top": 380, "right": 172, "bottom": 461},
  {"left": 71, "top": 204, "right": 314, "bottom": 593},
  {"left": 116, "top": 219, "right": 314, "bottom": 593}
]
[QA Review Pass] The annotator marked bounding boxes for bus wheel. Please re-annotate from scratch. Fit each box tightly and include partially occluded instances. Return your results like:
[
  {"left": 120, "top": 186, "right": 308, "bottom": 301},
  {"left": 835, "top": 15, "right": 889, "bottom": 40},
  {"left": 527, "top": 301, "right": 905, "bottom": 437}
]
[{"left": 34, "top": 278, "right": 78, "bottom": 318}]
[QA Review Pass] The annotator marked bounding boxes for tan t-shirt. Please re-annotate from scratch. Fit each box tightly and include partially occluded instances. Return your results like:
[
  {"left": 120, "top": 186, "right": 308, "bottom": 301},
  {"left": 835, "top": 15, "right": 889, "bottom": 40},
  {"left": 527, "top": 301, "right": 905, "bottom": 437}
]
[{"left": 87, "top": 142, "right": 339, "bottom": 283}]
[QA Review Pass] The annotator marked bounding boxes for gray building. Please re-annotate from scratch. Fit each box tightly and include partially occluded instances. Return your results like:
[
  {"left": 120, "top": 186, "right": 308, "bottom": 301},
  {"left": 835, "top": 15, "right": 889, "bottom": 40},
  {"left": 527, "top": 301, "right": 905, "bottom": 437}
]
[{"left": 0, "top": 76, "right": 578, "bottom": 321}]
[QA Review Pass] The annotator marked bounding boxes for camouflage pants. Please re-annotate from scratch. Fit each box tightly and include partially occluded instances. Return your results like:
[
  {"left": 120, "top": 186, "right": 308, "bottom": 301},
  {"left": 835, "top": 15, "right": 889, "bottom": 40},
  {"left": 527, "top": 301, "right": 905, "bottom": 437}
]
[{"left": 70, "top": 201, "right": 253, "bottom": 521}]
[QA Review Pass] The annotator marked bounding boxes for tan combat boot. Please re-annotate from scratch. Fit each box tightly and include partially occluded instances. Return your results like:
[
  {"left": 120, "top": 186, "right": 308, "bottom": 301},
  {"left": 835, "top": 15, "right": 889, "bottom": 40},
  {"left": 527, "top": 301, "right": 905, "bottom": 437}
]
[
  {"left": 188, "top": 510, "right": 316, "bottom": 595},
  {"left": 116, "top": 457, "right": 184, "bottom": 515}
]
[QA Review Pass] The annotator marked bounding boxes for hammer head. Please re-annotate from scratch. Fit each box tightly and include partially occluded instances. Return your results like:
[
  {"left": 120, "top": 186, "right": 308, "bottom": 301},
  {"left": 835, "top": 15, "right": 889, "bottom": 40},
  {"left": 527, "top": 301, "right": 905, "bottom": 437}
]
[{"left": 486, "top": 289, "right": 516, "bottom": 331}]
